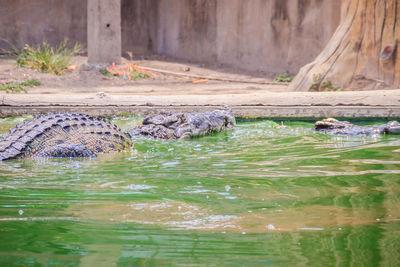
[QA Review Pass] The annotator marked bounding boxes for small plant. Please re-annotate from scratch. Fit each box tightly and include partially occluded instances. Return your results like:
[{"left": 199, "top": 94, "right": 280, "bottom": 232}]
[
  {"left": 0, "top": 79, "right": 41, "bottom": 93},
  {"left": 12, "top": 39, "right": 81, "bottom": 75},
  {"left": 99, "top": 68, "right": 113, "bottom": 77},
  {"left": 20, "top": 79, "right": 41, "bottom": 87},
  {"left": 0, "top": 38, "right": 20, "bottom": 55},
  {"left": 309, "top": 73, "right": 323, "bottom": 91},
  {"left": 274, "top": 73, "right": 293, "bottom": 83},
  {"left": 320, "top": 80, "right": 339, "bottom": 91},
  {"left": 130, "top": 69, "right": 151, "bottom": 80},
  {"left": 100, "top": 63, "right": 154, "bottom": 81},
  {"left": 309, "top": 73, "right": 340, "bottom": 91}
]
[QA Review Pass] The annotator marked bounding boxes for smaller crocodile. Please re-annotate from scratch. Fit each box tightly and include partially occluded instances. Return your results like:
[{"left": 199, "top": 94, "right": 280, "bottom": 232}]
[
  {"left": 315, "top": 118, "right": 400, "bottom": 136},
  {"left": 129, "top": 109, "right": 236, "bottom": 139}
]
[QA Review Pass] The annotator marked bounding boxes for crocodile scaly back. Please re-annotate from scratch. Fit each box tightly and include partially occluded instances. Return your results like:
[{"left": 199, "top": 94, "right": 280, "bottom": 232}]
[{"left": 0, "top": 113, "right": 132, "bottom": 160}]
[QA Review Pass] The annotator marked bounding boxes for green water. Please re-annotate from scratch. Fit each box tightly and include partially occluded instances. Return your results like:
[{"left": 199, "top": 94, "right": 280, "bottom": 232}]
[{"left": 1, "top": 117, "right": 400, "bottom": 266}]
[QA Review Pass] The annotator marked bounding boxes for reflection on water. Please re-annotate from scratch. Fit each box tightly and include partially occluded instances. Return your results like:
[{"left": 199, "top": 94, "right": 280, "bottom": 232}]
[{"left": 0, "top": 118, "right": 400, "bottom": 266}]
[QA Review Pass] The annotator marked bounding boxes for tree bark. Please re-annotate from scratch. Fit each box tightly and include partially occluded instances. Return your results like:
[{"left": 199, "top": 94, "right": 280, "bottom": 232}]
[{"left": 289, "top": 0, "right": 400, "bottom": 91}]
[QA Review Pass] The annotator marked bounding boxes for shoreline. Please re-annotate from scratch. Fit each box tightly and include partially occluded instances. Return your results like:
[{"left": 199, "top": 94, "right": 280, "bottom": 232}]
[{"left": 1, "top": 89, "right": 400, "bottom": 118}]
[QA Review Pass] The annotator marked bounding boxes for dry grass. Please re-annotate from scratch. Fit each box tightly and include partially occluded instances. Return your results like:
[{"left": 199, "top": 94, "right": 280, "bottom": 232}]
[{"left": 2, "top": 39, "right": 81, "bottom": 75}]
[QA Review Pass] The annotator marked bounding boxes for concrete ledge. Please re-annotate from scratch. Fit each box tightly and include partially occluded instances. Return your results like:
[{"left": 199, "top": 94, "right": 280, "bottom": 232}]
[
  {"left": 1, "top": 105, "right": 400, "bottom": 119},
  {"left": 1, "top": 90, "right": 400, "bottom": 118},
  {"left": 2, "top": 90, "right": 400, "bottom": 107}
]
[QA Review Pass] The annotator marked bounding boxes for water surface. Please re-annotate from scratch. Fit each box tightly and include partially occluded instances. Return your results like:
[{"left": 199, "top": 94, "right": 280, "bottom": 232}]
[{"left": 1, "top": 117, "right": 400, "bottom": 266}]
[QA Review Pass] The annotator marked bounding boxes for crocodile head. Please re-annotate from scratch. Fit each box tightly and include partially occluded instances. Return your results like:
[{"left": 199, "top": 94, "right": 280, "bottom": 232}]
[
  {"left": 130, "top": 109, "right": 236, "bottom": 140},
  {"left": 315, "top": 118, "right": 400, "bottom": 136},
  {"left": 387, "top": 121, "right": 400, "bottom": 134}
]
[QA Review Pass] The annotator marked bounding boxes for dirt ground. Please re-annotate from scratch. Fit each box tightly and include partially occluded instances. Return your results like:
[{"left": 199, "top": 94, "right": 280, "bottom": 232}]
[
  {"left": 0, "top": 55, "right": 288, "bottom": 95},
  {"left": 1, "top": 55, "right": 400, "bottom": 119}
]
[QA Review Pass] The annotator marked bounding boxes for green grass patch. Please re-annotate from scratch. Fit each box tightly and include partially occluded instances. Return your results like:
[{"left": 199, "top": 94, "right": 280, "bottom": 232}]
[
  {"left": 100, "top": 66, "right": 152, "bottom": 81},
  {"left": 1, "top": 39, "right": 81, "bottom": 75},
  {"left": 130, "top": 69, "right": 151, "bottom": 80},
  {"left": 0, "top": 79, "right": 41, "bottom": 93},
  {"left": 274, "top": 73, "right": 293, "bottom": 83},
  {"left": 99, "top": 68, "right": 113, "bottom": 77},
  {"left": 309, "top": 73, "right": 341, "bottom": 92}
]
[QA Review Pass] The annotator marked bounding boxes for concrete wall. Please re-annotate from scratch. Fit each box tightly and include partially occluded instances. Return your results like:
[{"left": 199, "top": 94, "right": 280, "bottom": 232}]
[
  {"left": 154, "top": 0, "right": 341, "bottom": 74},
  {"left": 88, "top": 0, "right": 122, "bottom": 64},
  {"left": 121, "top": 0, "right": 158, "bottom": 56},
  {"left": 0, "top": 0, "right": 341, "bottom": 74},
  {"left": 0, "top": 0, "right": 86, "bottom": 50},
  {"left": 156, "top": 0, "right": 218, "bottom": 62}
]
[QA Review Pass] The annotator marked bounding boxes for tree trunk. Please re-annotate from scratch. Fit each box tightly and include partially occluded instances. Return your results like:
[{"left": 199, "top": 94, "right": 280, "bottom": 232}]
[{"left": 289, "top": 0, "right": 400, "bottom": 91}]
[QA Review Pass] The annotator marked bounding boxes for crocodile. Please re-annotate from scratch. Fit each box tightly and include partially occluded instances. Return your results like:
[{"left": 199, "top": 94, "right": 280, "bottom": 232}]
[
  {"left": 0, "top": 109, "right": 235, "bottom": 160},
  {"left": 315, "top": 118, "right": 400, "bottom": 136},
  {"left": 128, "top": 109, "right": 236, "bottom": 139},
  {"left": 0, "top": 113, "right": 132, "bottom": 160}
]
